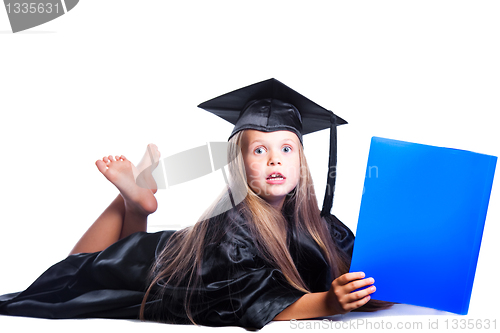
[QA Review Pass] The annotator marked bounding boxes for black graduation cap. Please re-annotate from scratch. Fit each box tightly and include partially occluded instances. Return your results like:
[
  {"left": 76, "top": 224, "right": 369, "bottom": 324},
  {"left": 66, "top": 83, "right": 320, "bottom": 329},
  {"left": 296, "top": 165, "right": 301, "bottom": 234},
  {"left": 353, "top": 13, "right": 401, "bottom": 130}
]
[{"left": 197, "top": 78, "right": 347, "bottom": 217}]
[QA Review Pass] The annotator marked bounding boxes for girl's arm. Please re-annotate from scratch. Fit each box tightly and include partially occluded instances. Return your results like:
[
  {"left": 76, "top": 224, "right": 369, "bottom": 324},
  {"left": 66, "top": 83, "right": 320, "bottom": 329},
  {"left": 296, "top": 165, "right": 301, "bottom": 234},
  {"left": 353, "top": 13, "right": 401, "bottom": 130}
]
[{"left": 274, "top": 272, "right": 375, "bottom": 320}]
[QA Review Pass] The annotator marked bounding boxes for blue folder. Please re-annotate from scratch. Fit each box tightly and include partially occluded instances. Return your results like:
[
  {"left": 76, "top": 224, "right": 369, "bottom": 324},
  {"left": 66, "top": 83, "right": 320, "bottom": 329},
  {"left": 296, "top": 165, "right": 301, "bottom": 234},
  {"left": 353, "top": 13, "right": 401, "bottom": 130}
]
[{"left": 349, "top": 137, "right": 497, "bottom": 314}]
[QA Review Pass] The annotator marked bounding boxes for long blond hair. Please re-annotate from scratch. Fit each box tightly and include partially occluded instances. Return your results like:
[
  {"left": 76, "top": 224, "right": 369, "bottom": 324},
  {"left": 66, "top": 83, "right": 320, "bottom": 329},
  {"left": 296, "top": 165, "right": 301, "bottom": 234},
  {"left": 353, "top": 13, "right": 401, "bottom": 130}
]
[{"left": 140, "top": 130, "right": 381, "bottom": 323}]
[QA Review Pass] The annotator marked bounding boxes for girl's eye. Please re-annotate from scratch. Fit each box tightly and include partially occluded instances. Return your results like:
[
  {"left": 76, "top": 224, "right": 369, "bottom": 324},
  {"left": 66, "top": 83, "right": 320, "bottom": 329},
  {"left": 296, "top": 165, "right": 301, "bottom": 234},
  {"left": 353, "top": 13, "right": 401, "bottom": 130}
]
[
  {"left": 282, "top": 146, "right": 292, "bottom": 153},
  {"left": 254, "top": 147, "right": 266, "bottom": 155}
]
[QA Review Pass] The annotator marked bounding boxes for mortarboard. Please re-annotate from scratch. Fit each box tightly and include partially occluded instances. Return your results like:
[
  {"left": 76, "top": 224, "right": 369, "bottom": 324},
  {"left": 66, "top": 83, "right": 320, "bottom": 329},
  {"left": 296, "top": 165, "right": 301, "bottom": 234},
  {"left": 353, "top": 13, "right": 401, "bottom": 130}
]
[{"left": 197, "top": 78, "right": 347, "bottom": 217}]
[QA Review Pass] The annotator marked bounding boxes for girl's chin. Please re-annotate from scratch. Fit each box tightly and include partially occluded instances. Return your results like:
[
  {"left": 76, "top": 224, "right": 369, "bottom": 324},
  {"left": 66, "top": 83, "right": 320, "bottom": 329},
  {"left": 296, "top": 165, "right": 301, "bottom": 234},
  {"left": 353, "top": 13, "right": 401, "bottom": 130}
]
[
  {"left": 251, "top": 184, "right": 295, "bottom": 202},
  {"left": 260, "top": 192, "right": 291, "bottom": 206}
]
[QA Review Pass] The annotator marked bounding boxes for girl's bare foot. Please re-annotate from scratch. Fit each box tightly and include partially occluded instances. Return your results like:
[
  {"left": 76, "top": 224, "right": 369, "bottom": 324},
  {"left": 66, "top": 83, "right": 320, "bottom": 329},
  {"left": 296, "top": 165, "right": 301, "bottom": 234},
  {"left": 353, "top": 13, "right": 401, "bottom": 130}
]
[
  {"left": 135, "top": 144, "right": 161, "bottom": 175},
  {"left": 96, "top": 155, "right": 157, "bottom": 215},
  {"left": 134, "top": 144, "right": 161, "bottom": 194}
]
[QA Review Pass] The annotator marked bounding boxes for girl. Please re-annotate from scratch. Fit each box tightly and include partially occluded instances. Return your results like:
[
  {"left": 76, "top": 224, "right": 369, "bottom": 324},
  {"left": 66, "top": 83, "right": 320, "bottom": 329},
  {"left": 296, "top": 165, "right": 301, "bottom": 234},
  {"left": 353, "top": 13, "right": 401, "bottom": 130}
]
[{"left": 0, "top": 79, "right": 391, "bottom": 329}]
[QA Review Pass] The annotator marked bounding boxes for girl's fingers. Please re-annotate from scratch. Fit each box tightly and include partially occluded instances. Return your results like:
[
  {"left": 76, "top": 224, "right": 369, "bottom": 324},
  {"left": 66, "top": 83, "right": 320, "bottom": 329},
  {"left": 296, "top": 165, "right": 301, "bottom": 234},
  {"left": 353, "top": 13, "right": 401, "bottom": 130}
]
[
  {"left": 347, "top": 294, "right": 372, "bottom": 311},
  {"left": 331, "top": 272, "right": 377, "bottom": 312},
  {"left": 346, "top": 284, "right": 376, "bottom": 303},
  {"left": 335, "top": 272, "right": 365, "bottom": 286},
  {"left": 345, "top": 277, "right": 375, "bottom": 293}
]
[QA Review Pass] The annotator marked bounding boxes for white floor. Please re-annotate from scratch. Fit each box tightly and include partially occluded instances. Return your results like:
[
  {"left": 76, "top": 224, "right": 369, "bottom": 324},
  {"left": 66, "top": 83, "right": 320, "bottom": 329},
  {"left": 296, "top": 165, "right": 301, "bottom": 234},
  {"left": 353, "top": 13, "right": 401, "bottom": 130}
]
[{"left": 0, "top": 304, "right": 458, "bottom": 333}]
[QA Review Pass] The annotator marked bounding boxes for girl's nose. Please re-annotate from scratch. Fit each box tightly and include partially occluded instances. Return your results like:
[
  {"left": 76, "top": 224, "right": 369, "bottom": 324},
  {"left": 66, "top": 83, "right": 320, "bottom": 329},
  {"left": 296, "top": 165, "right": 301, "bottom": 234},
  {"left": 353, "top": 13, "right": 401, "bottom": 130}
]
[{"left": 268, "top": 153, "right": 281, "bottom": 166}]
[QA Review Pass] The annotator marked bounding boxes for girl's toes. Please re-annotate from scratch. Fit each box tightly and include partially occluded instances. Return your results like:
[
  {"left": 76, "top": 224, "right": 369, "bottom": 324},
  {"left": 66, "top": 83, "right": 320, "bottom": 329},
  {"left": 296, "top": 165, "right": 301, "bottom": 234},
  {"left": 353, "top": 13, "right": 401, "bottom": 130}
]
[
  {"left": 96, "top": 160, "right": 108, "bottom": 174},
  {"left": 108, "top": 155, "right": 115, "bottom": 161},
  {"left": 103, "top": 156, "right": 109, "bottom": 163}
]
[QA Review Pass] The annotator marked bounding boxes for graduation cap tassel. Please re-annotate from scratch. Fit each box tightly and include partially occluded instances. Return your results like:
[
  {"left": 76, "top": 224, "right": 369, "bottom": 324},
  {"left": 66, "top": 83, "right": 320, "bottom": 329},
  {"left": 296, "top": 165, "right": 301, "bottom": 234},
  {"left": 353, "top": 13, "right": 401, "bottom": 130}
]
[{"left": 320, "top": 114, "right": 338, "bottom": 217}]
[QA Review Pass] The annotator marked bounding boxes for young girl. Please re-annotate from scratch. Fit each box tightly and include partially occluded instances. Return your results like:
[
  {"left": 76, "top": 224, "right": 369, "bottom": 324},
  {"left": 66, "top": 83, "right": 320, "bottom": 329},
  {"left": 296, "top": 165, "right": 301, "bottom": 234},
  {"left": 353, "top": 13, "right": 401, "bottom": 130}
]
[{"left": 0, "top": 79, "right": 391, "bottom": 329}]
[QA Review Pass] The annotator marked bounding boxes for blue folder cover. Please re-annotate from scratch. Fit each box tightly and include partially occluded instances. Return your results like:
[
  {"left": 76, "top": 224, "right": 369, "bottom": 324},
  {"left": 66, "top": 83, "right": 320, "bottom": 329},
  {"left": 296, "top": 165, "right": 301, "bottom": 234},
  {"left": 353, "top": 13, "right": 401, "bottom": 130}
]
[{"left": 349, "top": 137, "right": 497, "bottom": 314}]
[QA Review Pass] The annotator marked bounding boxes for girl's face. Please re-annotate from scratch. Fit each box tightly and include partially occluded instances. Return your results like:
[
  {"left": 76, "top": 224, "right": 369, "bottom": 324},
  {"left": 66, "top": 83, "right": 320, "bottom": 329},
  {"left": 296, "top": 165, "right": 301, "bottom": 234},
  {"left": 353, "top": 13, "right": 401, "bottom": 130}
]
[{"left": 241, "top": 130, "right": 301, "bottom": 209}]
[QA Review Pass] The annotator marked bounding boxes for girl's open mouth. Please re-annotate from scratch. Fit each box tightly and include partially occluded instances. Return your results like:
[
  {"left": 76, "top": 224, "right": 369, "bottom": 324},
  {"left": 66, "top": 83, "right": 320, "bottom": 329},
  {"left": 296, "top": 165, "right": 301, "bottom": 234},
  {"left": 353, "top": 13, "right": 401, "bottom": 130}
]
[{"left": 266, "top": 172, "right": 286, "bottom": 184}]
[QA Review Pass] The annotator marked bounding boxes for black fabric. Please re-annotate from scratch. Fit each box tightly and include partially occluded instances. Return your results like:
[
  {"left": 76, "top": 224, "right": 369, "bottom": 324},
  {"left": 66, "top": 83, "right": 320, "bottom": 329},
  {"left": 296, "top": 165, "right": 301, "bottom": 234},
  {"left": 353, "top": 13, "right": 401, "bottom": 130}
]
[
  {"left": 0, "top": 231, "right": 172, "bottom": 319},
  {"left": 228, "top": 98, "right": 304, "bottom": 143},
  {"left": 197, "top": 78, "right": 348, "bottom": 136},
  {"left": 321, "top": 114, "right": 339, "bottom": 218},
  {"left": 0, "top": 210, "right": 354, "bottom": 329}
]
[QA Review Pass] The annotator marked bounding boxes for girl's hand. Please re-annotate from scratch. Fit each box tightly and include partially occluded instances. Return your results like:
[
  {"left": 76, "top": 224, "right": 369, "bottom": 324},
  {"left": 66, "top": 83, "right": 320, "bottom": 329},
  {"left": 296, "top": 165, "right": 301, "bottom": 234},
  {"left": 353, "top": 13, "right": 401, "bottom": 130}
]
[{"left": 326, "top": 272, "right": 376, "bottom": 314}]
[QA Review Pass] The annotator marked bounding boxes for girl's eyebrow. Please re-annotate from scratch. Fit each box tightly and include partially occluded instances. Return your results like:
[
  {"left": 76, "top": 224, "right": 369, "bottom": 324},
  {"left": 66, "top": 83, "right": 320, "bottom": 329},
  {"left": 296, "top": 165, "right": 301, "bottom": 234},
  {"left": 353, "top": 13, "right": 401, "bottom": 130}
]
[
  {"left": 281, "top": 138, "right": 296, "bottom": 144},
  {"left": 248, "top": 138, "right": 297, "bottom": 146},
  {"left": 248, "top": 139, "right": 296, "bottom": 147}
]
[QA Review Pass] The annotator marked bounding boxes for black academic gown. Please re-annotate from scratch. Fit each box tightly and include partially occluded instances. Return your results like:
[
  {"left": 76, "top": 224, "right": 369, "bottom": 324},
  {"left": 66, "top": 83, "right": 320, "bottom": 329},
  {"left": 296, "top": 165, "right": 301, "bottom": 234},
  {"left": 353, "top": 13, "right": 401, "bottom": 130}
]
[{"left": 0, "top": 208, "right": 354, "bottom": 329}]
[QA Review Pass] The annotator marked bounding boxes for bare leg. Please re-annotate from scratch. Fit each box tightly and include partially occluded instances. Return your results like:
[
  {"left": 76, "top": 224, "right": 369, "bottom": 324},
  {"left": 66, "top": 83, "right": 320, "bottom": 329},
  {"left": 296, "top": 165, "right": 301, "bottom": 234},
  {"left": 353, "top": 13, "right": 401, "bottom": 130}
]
[
  {"left": 69, "top": 194, "right": 126, "bottom": 255},
  {"left": 69, "top": 144, "right": 161, "bottom": 255}
]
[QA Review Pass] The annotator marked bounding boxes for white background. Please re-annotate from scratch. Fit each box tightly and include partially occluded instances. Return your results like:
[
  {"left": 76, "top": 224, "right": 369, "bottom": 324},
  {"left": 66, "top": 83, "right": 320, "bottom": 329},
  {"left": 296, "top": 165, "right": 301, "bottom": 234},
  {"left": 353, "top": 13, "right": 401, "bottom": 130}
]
[{"left": 1, "top": 1, "right": 499, "bottom": 332}]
